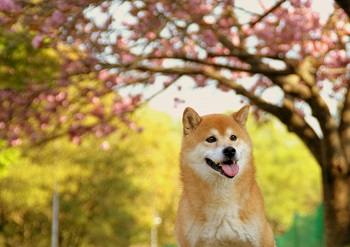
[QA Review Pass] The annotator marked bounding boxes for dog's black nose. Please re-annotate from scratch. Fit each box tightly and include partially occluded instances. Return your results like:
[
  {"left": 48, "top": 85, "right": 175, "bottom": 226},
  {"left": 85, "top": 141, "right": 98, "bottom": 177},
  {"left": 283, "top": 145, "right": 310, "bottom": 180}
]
[{"left": 223, "top": 146, "right": 236, "bottom": 158}]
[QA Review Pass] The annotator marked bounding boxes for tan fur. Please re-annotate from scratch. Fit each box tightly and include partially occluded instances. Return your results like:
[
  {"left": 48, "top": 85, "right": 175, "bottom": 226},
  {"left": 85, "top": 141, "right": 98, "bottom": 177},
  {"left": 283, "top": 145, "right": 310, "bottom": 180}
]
[{"left": 175, "top": 105, "right": 275, "bottom": 247}]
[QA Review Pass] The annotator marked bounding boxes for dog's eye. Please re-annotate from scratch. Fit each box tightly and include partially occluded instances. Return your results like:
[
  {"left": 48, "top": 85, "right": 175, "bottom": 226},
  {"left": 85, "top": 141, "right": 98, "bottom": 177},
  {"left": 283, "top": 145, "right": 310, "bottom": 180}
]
[
  {"left": 230, "top": 135, "right": 237, "bottom": 141},
  {"left": 206, "top": 136, "right": 217, "bottom": 143}
]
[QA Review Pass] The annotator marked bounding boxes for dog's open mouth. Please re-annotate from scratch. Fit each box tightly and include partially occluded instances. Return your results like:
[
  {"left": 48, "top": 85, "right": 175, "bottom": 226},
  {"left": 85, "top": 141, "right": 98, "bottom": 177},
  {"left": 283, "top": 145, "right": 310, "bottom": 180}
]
[{"left": 205, "top": 158, "right": 239, "bottom": 178}]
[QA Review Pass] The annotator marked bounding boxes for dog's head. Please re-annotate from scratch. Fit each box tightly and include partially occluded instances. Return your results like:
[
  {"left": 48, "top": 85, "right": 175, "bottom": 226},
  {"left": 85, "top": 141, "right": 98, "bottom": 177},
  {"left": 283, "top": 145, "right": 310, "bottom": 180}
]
[{"left": 181, "top": 105, "right": 252, "bottom": 180}]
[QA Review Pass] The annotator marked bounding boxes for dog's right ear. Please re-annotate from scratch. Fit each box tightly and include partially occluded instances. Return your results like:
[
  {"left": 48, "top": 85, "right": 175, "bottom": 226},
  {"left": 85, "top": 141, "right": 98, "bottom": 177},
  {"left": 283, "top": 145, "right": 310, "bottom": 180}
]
[{"left": 183, "top": 107, "right": 202, "bottom": 135}]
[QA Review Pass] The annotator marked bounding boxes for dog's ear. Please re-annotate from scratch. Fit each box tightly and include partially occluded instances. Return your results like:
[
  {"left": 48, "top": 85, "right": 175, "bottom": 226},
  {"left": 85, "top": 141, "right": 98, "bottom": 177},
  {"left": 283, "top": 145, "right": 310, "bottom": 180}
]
[
  {"left": 232, "top": 105, "right": 250, "bottom": 127},
  {"left": 183, "top": 107, "right": 202, "bottom": 135}
]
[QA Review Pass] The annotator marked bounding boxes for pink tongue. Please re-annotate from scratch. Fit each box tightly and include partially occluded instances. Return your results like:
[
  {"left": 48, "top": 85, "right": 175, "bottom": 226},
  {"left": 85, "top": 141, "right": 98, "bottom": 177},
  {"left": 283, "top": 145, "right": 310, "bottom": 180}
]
[{"left": 221, "top": 164, "right": 239, "bottom": 177}]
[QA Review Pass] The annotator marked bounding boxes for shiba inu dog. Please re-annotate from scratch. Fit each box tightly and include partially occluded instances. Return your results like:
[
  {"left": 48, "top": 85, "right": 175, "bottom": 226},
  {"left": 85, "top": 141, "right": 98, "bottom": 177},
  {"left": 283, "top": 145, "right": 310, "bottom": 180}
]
[{"left": 175, "top": 105, "right": 275, "bottom": 247}]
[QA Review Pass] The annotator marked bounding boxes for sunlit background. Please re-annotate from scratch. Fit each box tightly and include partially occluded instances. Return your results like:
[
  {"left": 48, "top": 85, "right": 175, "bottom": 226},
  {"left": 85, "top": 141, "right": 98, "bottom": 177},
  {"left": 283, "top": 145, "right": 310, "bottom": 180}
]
[{"left": 0, "top": 0, "right": 348, "bottom": 246}]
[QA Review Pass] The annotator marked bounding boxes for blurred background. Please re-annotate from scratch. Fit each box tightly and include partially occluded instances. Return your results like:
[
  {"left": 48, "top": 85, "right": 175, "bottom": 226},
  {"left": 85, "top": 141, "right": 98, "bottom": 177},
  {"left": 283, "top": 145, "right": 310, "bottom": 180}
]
[{"left": 0, "top": 0, "right": 349, "bottom": 246}]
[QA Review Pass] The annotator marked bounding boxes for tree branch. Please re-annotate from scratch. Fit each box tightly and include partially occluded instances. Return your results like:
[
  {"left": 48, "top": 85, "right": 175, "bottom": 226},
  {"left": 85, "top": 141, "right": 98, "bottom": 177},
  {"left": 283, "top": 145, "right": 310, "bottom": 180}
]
[
  {"left": 214, "top": 30, "right": 316, "bottom": 101},
  {"left": 129, "top": 65, "right": 204, "bottom": 75},
  {"left": 143, "top": 55, "right": 293, "bottom": 76},
  {"left": 249, "top": 0, "right": 286, "bottom": 27}
]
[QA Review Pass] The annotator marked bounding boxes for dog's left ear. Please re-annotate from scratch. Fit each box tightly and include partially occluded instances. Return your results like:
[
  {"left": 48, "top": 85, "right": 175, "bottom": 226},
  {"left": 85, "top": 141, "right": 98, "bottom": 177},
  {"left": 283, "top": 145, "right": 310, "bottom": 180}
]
[
  {"left": 183, "top": 107, "right": 202, "bottom": 135},
  {"left": 232, "top": 105, "right": 250, "bottom": 127}
]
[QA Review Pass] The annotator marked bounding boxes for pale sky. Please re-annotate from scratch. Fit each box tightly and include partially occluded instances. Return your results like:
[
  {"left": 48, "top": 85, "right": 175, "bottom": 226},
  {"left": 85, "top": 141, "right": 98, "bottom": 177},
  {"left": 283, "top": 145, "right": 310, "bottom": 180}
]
[{"left": 148, "top": 76, "right": 245, "bottom": 118}]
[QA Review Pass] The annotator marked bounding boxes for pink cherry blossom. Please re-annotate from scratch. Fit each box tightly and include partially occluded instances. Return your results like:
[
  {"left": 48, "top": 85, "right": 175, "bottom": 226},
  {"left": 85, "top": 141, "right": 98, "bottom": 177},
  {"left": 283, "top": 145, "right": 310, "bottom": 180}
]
[
  {"left": 0, "top": 0, "right": 21, "bottom": 12},
  {"left": 45, "top": 10, "right": 67, "bottom": 28},
  {"left": 32, "top": 35, "right": 44, "bottom": 49},
  {"left": 0, "top": 0, "right": 348, "bottom": 153}
]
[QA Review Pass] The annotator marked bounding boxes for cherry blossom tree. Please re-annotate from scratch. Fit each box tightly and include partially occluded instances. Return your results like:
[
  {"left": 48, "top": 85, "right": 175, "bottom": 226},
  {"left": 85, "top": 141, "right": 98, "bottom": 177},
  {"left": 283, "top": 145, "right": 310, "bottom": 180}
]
[{"left": 0, "top": 0, "right": 349, "bottom": 245}]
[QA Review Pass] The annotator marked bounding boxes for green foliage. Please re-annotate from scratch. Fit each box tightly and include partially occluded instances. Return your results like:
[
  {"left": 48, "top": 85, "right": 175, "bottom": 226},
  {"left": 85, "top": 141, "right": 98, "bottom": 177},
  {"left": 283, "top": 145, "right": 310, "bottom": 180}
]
[
  {"left": 0, "top": 140, "right": 21, "bottom": 176},
  {"left": 248, "top": 117, "right": 322, "bottom": 233},
  {"left": 0, "top": 28, "right": 59, "bottom": 89},
  {"left": 0, "top": 159, "right": 53, "bottom": 246},
  {"left": 0, "top": 107, "right": 181, "bottom": 246}
]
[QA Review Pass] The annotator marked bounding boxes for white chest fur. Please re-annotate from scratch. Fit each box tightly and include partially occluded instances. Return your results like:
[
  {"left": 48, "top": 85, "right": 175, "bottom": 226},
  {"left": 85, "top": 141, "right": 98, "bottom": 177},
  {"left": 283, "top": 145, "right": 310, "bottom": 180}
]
[{"left": 184, "top": 189, "right": 261, "bottom": 247}]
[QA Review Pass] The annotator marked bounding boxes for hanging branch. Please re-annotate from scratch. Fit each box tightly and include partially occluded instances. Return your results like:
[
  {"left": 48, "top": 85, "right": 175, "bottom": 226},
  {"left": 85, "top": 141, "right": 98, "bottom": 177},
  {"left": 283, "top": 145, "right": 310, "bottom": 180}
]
[{"left": 249, "top": 0, "right": 286, "bottom": 27}]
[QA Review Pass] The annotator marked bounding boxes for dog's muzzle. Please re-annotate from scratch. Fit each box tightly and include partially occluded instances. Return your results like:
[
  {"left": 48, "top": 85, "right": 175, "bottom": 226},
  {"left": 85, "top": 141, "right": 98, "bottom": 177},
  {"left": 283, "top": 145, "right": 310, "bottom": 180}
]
[{"left": 205, "top": 147, "right": 239, "bottom": 178}]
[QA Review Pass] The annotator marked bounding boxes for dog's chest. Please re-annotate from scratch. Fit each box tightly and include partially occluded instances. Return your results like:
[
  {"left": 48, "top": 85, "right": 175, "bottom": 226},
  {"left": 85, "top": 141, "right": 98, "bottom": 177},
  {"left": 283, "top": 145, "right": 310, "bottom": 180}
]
[{"left": 187, "top": 203, "right": 260, "bottom": 247}]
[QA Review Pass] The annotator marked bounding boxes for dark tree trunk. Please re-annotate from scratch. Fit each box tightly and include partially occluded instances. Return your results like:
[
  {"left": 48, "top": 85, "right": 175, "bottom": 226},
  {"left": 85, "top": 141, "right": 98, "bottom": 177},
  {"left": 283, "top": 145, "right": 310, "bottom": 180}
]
[
  {"left": 321, "top": 140, "right": 350, "bottom": 247},
  {"left": 322, "top": 166, "right": 350, "bottom": 246}
]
